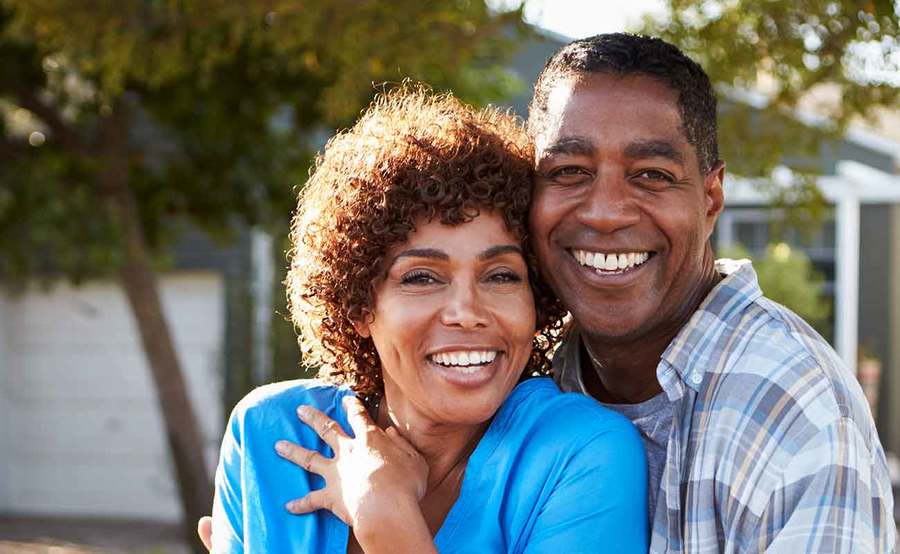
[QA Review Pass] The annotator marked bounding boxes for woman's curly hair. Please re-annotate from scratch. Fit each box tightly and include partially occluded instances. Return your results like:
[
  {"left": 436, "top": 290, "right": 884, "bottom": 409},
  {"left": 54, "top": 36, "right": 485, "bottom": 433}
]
[{"left": 286, "top": 87, "right": 566, "bottom": 397}]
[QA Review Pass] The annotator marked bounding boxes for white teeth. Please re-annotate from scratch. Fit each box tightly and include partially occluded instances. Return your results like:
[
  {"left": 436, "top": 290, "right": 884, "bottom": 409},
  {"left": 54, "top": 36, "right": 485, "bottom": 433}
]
[
  {"left": 570, "top": 249, "right": 652, "bottom": 272},
  {"left": 430, "top": 350, "right": 498, "bottom": 369}
]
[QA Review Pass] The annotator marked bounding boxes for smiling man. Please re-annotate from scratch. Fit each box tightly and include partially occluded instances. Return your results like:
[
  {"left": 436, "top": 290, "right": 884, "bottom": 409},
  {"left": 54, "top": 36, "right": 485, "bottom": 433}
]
[{"left": 528, "top": 34, "right": 896, "bottom": 552}]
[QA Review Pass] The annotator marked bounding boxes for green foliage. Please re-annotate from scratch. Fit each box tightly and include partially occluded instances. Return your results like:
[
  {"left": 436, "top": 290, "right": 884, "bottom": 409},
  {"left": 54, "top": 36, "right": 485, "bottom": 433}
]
[
  {"left": 0, "top": 0, "right": 527, "bottom": 283},
  {"left": 720, "top": 243, "right": 831, "bottom": 335},
  {"left": 642, "top": 1, "right": 899, "bottom": 184}
]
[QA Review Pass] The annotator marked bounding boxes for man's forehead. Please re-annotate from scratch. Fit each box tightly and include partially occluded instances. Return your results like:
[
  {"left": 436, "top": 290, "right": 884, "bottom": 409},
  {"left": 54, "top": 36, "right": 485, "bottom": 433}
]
[{"left": 535, "top": 73, "right": 688, "bottom": 154}]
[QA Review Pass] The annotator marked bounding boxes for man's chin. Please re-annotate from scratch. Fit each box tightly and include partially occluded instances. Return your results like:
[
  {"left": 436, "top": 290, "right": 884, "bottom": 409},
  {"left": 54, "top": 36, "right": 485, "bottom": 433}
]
[{"left": 573, "top": 310, "right": 659, "bottom": 345}]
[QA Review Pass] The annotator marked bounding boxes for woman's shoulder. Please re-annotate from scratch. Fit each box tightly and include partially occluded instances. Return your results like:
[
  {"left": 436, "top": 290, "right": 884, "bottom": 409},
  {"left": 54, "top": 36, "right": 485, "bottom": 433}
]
[
  {"left": 230, "top": 378, "right": 353, "bottom": 425},
  {"left": 497, "top": 378, "right": 642, "bottom": 450},
  {"left": 492, "top": 378, "right": 646, "bottom": 467}
]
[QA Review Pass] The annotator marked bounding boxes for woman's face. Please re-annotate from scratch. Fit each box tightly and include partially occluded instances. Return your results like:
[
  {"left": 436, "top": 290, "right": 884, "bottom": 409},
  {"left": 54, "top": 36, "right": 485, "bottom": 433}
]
[{"left": 355, "top": 211, "right": 537, "bottom": 427}]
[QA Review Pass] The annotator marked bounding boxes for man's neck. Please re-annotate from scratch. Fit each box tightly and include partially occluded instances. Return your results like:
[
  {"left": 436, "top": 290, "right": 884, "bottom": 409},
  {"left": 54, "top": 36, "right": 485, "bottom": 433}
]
[{"left": 581, "top": 262, "right": 722, "bottom": 404}]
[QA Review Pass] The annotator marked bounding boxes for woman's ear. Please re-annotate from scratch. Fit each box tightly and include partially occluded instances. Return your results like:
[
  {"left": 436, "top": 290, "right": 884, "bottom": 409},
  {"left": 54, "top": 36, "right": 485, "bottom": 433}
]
[{"left": 351, "top": 310, "right": 373, "bottom": 338}]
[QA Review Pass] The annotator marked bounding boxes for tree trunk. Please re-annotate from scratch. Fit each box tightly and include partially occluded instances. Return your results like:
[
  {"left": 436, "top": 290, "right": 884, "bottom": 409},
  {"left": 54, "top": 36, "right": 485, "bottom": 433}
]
[{"left": 100, "top": 111, "right": 212, "bottom": 552}]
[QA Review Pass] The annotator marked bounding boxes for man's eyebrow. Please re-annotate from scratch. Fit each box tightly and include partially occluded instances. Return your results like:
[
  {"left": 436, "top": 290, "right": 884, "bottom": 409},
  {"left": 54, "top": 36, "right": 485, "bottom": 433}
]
[
  {"left": 539, "top": 136, "right": 596, "bottom": 158},
  {"left": 623, "top": 140, "right": 684, "bottom": 165},
  {"left": 393, "top": 248, "right": 449, "bottom": 262},
  {"left": 478, "top": 244, "right": 524, "bottom": 261}
]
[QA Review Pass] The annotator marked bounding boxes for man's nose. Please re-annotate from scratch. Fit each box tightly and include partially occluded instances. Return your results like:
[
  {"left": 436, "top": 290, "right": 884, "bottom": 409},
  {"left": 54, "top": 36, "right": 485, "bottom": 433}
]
[
  {"left": 574, "top": 173, "right": 641, "bottom": 233},
  {"left": 440, "top": 281, "right": 490, "bottom": 329}
]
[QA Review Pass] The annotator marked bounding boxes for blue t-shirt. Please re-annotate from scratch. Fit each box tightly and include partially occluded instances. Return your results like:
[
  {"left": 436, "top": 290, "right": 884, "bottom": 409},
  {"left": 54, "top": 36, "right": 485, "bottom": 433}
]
[{"left": 212, "top": 377, "right": 648, "bottom": 553}]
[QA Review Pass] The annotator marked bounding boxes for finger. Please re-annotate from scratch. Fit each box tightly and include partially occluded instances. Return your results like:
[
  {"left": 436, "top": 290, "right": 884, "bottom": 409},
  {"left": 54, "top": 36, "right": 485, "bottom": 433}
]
[
  {"left": 297, "top": 405, "right": 349, "bottom": 449},
  {"left": 197, "top": 516, "right": 213, "bottom": 551},
  {"left": 285, "top": 489, "right": 329, "bottom": 515},
  {"left": 342, "top": 395, "right": 374, "bottom": 437},
  {"left": 275, "top": 440, "right": 328, "bottom": 474},
  {"left": 286, "top": 490, "right": 351, "bottom": 526}
]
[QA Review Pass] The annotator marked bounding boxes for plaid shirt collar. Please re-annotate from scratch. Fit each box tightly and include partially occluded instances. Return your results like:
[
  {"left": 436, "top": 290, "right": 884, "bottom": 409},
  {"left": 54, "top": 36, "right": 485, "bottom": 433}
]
[{"left": 657, "top": 259, "right": 760, "bottom": 401}]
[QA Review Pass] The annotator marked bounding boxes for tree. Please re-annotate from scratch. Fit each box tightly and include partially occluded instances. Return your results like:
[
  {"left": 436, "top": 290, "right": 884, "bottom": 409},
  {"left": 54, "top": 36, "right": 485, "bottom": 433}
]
[
  {"left": 719, "top": 242, "right": 831, "bottom": 336},
  {"left": 643, "top": 0, "right": 898, "bottom": 215},
  {"left": 0, "top": 0, "right": 526, "bottom": 546}
]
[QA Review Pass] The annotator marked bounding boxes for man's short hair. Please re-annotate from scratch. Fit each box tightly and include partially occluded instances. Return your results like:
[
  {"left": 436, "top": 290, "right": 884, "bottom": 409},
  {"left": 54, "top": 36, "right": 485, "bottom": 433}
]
[{"left": 528, "top": 33, "right": 720, "bottom": 173}]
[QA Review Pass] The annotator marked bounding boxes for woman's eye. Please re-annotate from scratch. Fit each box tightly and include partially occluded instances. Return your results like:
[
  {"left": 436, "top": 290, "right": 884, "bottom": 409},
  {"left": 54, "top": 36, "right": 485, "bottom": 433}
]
[
  {"left": 487, "top": 270, "right": 523, "bottom": 284},
  {"left": 400, "top": 270, "right": 439, "bottom": 285}
]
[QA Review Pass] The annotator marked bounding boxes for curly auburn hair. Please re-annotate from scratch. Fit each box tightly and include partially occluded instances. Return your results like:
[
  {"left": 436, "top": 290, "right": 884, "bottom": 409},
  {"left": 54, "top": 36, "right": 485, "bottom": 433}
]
[{"left": 286, "top": 87, "right": 565, "bottom": 397}]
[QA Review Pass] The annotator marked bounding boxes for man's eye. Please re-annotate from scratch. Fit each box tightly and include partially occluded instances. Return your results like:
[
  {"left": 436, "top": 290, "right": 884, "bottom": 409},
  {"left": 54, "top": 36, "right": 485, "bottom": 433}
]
[
  {"left": 400, "top": 271, "right": 439, "bottom": 285},
  {"left": 550, "top": 166, "right": 590, "bottom": 180},
  {"left": 634, "top": 169, "right": 674, "bottom": 182}
]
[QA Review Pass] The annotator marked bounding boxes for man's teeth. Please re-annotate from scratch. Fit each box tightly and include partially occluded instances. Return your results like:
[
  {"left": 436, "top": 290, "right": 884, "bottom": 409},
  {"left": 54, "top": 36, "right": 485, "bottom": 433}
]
[
  {"left": 430, "top": 350, "right": 498, "bottom": 371},
  {"left": 571, "top": 250, "right": 650, "bottom": 271}
]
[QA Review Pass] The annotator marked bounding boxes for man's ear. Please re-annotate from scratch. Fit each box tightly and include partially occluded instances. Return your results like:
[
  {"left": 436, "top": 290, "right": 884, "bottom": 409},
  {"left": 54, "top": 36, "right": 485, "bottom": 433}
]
[
  {"left": 351, "top": 310, "right": 373, "bottom": 338},
  {"left": 704, "top": 160, "right": 726, "bottom": 229}
]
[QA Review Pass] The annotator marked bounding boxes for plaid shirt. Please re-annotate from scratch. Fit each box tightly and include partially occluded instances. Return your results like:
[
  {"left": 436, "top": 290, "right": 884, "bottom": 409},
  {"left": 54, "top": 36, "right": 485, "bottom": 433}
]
[{"left": 553, "top": 260, "right": 896, "bottom": 553}]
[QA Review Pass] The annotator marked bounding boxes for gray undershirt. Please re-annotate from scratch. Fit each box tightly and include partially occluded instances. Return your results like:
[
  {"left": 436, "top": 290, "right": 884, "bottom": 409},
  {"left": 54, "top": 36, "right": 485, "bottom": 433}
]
[
  {"left": 555, "top": 339, "right": 673, "bottom": 523},
  {"left": 601, "top": 392, "right": 672, "bottom": 523}
]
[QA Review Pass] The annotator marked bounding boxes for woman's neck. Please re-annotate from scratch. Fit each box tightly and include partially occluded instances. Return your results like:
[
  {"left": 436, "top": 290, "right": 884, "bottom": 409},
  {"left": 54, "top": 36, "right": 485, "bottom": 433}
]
[{"left": 374, "top": 391, "right": 486, "bottom": 491}]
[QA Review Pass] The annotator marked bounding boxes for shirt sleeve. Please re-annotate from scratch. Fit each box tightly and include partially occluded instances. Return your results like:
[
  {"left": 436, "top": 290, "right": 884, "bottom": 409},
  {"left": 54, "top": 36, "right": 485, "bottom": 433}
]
[
  {"left": 211, "top": 406, "right": 246, "bottom": 554},
  {"left": 761, "top": 417, "right": 896, "bottom": 553},
  {"left": 523, "top": 418, "right": 649, "bottom": 554}
]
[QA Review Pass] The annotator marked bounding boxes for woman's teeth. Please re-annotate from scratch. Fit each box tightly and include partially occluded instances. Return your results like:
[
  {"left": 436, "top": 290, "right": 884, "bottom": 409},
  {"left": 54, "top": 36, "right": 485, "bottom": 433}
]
[
  {"left": 430, "top": 350, "right": 497, "bottom": 373},
  {"left": 571, "top": 249, "right": 650, "bottom": 272}
]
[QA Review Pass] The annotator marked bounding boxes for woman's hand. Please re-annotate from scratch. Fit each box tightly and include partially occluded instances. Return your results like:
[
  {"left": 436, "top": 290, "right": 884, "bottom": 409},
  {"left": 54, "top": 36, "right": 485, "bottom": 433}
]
[{"left": 275, "top": 396, "right": 429, "bottom": 534}]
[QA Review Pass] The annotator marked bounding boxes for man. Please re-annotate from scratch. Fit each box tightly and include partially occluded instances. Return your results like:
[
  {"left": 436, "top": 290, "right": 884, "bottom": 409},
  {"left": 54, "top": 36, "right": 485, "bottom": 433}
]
[
  {"left": 529, "top": 33, "right": 895, "bottom": 551},
  {"left": 200, "top": 33, "right": 895, "bottom": 552}
]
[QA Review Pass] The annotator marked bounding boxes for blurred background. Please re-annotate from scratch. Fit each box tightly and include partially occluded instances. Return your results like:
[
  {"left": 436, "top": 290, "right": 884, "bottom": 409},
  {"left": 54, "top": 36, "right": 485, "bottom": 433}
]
[{"left": 0, "top": 0, "right": 898, "bottom": 552}]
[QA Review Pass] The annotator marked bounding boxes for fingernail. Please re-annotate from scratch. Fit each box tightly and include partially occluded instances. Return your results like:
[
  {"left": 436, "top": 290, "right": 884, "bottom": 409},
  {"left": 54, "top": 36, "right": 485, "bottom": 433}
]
[
  {"left": 275, "top": 440, "right": 289, "bottom": 455},
  {"left": 297, "top": 406, "right": 310, "bottom": 418},
  {"left": 284, "top": 500, "right": 296, "bottom": 512}
]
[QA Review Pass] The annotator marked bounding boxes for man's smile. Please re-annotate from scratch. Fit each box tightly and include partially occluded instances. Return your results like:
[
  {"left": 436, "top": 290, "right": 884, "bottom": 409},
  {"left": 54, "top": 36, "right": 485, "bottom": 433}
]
[{"left": 569, "top": 249, "right": 653, "bottom": 272}]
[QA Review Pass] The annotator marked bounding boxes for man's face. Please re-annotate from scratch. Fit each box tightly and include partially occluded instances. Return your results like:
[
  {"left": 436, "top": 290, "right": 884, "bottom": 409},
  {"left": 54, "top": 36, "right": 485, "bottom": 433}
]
[{"left": 529, "top": 72, "right": 724, "bottom": 343}]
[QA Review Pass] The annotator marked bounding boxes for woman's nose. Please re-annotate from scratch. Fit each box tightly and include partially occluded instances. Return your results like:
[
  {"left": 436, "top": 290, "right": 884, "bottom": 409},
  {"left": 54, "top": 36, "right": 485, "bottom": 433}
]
[{"left": 440, "top": 282, "right": 490, "bottom": 329}]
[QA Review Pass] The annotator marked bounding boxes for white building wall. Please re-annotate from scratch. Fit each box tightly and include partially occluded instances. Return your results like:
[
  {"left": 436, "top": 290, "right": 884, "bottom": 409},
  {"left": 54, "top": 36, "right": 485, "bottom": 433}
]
[{"left": 1, "top": 272, "right": 224, "bottom": 522}]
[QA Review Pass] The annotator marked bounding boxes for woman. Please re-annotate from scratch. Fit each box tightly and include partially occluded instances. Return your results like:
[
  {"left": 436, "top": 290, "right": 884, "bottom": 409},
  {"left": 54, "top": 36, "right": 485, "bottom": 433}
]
[{"left": 211, "top": 88, "right": 647, "bottom": 553}]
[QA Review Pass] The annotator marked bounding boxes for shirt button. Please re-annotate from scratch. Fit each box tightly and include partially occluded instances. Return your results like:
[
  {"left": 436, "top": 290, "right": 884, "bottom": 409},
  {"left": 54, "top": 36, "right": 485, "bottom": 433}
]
[{"left": 690, "top": 372, "right": 703, "bottom": 385}]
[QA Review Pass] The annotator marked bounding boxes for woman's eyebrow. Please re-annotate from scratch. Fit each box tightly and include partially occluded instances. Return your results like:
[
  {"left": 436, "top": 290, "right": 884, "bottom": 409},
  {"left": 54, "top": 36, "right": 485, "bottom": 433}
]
[
  {"left": 478, "top": 244, "right": 524, "bottom": 261},
  {"left": 393, "top": 248, "right": 449, "bottom": 261}
]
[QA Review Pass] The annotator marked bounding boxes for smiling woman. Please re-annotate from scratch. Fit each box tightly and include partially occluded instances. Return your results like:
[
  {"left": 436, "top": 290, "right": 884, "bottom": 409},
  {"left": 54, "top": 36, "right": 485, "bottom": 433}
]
[{"left": 210, "top": 87, "right": 649, "bottom": 553}]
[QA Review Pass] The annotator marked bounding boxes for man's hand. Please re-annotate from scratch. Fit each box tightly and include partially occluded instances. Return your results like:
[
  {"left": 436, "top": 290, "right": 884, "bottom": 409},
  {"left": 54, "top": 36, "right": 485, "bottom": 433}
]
[{"left": 197, "top": 515, "right": 213, "bottom": 551}]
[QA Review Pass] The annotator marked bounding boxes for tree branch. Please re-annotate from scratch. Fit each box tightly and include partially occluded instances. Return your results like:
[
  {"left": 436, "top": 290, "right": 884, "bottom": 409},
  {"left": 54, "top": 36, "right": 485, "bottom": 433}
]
[{"left": 14, "top": 88, "right": 92, "bottom": 157}]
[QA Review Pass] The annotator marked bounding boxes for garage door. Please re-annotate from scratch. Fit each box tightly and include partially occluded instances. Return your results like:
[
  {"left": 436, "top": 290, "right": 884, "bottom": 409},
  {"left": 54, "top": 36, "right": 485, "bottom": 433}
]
[{"left": 0, "top": 272, "right": 224, "bottom": 522}]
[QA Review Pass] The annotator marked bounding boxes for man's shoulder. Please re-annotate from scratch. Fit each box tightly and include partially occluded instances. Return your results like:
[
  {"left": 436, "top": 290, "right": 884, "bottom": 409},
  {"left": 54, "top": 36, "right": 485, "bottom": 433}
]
[{"left": 708, "top": 295, "right": 873, "bottom": 444}]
